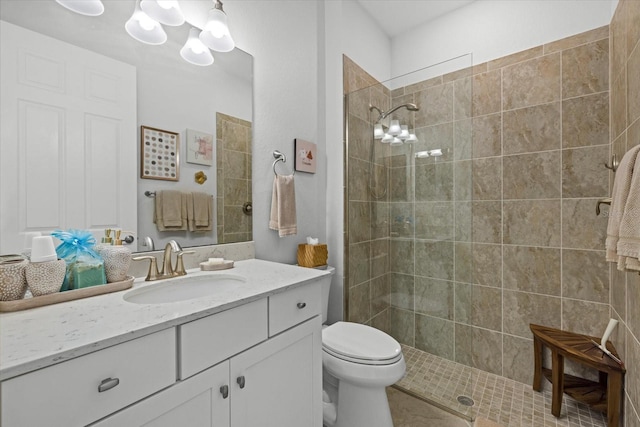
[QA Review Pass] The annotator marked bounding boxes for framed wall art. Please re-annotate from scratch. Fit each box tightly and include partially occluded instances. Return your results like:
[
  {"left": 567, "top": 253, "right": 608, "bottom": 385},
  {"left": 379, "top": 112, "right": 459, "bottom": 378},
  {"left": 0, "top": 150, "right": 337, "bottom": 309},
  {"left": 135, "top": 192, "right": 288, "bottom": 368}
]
[
  {"left": 294, "top": 138, "right": 317, "bottom": 174},
  {"left": 140, "top": 126, "right": 180, "bottom": 181},
  {"left": 185, "top": 129, "right": 214, "bottom": 166}
]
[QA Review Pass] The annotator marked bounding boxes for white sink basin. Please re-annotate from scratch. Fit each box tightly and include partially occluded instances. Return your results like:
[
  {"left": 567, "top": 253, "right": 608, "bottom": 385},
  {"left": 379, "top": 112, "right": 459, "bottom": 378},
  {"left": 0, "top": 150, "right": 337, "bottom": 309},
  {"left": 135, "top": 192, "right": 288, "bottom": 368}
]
[{"left": 123, "top": 274, "right": 246, "bottom": 304}]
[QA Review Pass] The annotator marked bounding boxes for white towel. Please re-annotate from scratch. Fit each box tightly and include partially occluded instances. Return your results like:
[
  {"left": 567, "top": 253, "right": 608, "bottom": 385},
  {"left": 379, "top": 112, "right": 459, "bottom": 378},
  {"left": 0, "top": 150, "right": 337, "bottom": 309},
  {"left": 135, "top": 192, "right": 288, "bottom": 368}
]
[
  {"left": 606, "top": 145, "right": 640, "bottom": 270},
  {"left": 269, "top": 175, "right": 297, "bottom": 237}
]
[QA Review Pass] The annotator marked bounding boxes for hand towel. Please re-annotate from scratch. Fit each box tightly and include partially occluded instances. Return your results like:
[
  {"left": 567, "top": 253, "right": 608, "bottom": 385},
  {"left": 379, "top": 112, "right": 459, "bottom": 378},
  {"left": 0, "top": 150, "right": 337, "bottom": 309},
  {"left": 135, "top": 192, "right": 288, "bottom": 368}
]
[
  {"left": 269, "top": 174, "right": 297, "bottom": 237},
  {"left": 616, "top": 146, "right": 640, "bottom": 271},
  {"left": 187, "top": 192, "right": 214, "bottom": 232},
  {"left": 605, "top": 145, "right": 640, "bottom": 268},
  {"left": 154, "top": 190, "right": 188, "bottom": 231}
]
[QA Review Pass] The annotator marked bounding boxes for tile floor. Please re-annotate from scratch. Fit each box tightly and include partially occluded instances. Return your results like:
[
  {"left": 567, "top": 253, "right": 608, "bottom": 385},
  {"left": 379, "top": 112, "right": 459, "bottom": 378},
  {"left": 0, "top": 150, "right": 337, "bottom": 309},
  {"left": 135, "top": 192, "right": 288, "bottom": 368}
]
[{"left": 395, "top": 345, "right": 609, "bottom": 427}]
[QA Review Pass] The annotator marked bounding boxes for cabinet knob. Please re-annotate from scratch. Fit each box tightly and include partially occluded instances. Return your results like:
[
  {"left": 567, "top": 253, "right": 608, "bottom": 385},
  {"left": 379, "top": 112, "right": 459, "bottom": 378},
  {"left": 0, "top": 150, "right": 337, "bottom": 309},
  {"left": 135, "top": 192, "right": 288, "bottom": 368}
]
[
  {"left": 297, "top": 302, "right": 306, "bottom": 309},
  {"left": 98, "top": 377, "right": 120, "bottom": 393},
  {"left": 220, "top": 385, "right": 229, "bottom": 399},
  {"left": 237, "top": 376, "right": 246, "bottom": 389}
]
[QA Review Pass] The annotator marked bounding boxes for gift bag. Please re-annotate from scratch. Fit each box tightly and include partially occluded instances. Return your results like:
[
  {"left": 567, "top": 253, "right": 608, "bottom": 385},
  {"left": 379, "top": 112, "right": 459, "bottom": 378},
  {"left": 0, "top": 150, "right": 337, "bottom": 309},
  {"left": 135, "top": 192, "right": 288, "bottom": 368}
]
[{"left": 52, "top": 230, "right": 106, "bottom": 291}]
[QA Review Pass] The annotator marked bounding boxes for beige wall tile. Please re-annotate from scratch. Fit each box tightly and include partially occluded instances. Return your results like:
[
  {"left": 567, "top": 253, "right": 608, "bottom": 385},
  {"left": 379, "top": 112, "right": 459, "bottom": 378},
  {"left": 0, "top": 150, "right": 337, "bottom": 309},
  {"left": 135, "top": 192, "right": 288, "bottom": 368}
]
[
  {"left": 625, "top": 394, "right": 640, "bottom": 427},
  {"left": 628, "top": 272, "right": 640, "bottom": 340},
  {"left": 454, "top": 242, "right": 472, "bottom": 284},
  {"left": 626, "top": 0, "right": 640, "bottom": 57},
  {"left": 503, "top": 53, "right": 561, "bottom": 110},
  {"left": 472, "top": 201, "right": 503, "bottom": 244},
  {"left": 611, "top": 263, "right": 627, "bottom": 319},
  {"left": 628, "top": 45, "right": 640, "bottom": 125},
  {"left": 371, "top": 237, "right": 389, "bottom": 277},
  {"left": 562, "top": 249, "right": 609, "bottom": 302},
  {"left": 455, "top": 201, "right": 472, "bottom": 242},
  {"left": 561, "top": 145, "right": 610, "bottom": 198},
  {"left": 224, "top": 150, "right": 248, "bottom": 179},
  {"left": 415, "top": 276, "right": 453, "bottom": 320},
  {"left": 223, "top": 178, "right": 248, "bottom": 206},
  {"left": 503, "top": 246, "right": 561, "bottom": 295},
  {"left": 502, "top": 335, "right": 534, "bottom": 385},
  {"left": 454, "top": 119, "right": 472, "bottom": 160},
  {"left": 503, "top": 290, "right": 562, "bottom": 338},
  {"left": 415, "top": 239, "right": 454, "bottom": 280},
  {"left": 405, "top": 76, "right": 443, "bottom": 94},
  {"left": 562, "top": 92, "right": 609, "bottom": 148},
  {"left": 626, "top": 332, "right": 640, "bottom": 427},
  {"left": 453, "top": 76, "right": 472, "bottom": 121},
  {"left": 473, "top": 113, "right": 502, "bottom": 158},
  {"left": 503, "top": 200, "right": 561, "bottom": 247},
  {"left": 415, "top": 83, "right": 453, "bottom": 127},
  {"left": 415, "top": 314, "right": 454, "bottom": 360},
  {"left": 472, "top": 243, "right": 503, "bottom": 288},
  {"left": 562, "top": 38, "right": 609, "bottom": 98},
  {"left": 390, "top": 272, "right": 414, "bottom": 310},
  {"left": 472, "top": 70, "right": 502, "bottom": 116},
  {"left": 472, "top": 157, "right": 502, "bottom": 201},
  {"left": 415, "top": 202, "right": 454, "bottom": 240},
  {"left": 562, "top": 299, "right": 610, "bottom": 337},
  {"left": 390, "top": 239, "right": 414, "bottom": 275},
  {"left": 390, "top": 202, "right": 414, "bottom": 238},
  {"left": 372, "top": 202, "right": 389, "bottom": 240},
  {"left": 454, "top": 283, "right": 502, "bottom": 331},
  {"left": 390, "top": 307, "right": 415, "bottom": 346},
  {"left": 544, "top": 25, "right": 609, "bottom": 54},
  {"left": 612, "top": 72, "right": 628, "bottom": 139},
  {"left": 562, "top": 198, "right": 608, "bottom": 250},
  {"left": 415, "top": 161, "right": 453, "bottom": 201},
  {"left": 416, "top": 122, "right": 454, "bottom": 153},
  {"left": 348, "top": 281, "right": 370, "bottom": 323},
  {"left": 630, "top": 117, "right": 640, "bottom": 150},
  {"left": 454, "top": 324, "right": 503, "bottom": 376},
  {"left": 371, "top": 274, "right": 390, "bottom": 316},
  {"left": 503, "top": 151, "right": 561, "bottom": 199},
  {"left": 503, "top": 102, "right": 561, "bottom": 155},
  {"left": 347, "top": 157, "right": 370, "bottom": 202},
  {"left": 348, "top": 201, "right": 371, "bottom": 243},
  {"left": 611, "top": 2, "right": 627, "bottom": 81},
  {"left": 371, "top": 309, "right": 390, "bottom": 335},
  {"left": 454, "top": 160, "right": 472, "bottom": 201},
  {"left": 611, "top": 309, "right": 626, "bottom": 363},
  {"left": 349, "top": 241, "right": 370, "bottom": 288},
  {"left": 488, "top": 45, "right": 544, "bottom": 70}
]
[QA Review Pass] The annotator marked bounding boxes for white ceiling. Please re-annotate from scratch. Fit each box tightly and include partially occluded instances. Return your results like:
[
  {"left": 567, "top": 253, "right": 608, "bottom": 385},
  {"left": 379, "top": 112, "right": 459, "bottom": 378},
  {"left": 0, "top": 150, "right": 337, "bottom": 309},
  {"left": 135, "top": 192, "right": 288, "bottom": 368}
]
[{"left": 356, "top": 0, "right": 477, "bottom": 37}]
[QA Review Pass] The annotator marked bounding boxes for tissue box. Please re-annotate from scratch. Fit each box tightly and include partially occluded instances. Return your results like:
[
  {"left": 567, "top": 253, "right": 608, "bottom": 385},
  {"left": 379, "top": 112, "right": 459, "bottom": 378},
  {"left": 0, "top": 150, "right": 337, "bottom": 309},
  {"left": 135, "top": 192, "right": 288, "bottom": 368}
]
[{"left": 297, "top": 244, "right": 328, "bottom": 268}]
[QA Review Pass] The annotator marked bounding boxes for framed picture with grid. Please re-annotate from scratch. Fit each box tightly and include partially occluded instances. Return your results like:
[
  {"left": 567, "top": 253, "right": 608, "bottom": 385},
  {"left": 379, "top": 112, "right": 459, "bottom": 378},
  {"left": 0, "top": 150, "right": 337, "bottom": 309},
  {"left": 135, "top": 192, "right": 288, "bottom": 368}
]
[{"left": 140, "top": 126, "right": 180, "bottom": 181}]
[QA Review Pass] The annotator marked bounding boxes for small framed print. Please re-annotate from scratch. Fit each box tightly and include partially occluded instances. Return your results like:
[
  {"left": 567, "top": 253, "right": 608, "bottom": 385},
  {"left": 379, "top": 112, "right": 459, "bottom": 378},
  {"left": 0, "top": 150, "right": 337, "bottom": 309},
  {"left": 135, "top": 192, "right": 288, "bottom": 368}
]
[
  {"left": 294, "top": 139, "right": 317, "bottom": 174},
  {"left": 185, "top": 129, "right": 214, "bottom": 166},
  {"left": 140, "top": 126, "right": 179, "bottom": 181}
]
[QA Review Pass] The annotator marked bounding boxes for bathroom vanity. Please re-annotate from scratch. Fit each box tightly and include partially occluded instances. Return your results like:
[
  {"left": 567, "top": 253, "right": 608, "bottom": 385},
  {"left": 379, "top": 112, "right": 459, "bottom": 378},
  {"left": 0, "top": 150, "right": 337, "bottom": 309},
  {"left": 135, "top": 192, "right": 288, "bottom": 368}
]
[{"left": 0, "top": 259, "right": 327, "bottom": 427}]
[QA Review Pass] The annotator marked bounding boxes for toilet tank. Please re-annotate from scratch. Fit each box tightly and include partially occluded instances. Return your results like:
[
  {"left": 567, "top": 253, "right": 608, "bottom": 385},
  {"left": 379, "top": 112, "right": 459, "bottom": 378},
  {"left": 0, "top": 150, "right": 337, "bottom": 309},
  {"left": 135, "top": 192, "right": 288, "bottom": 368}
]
[{"left": 320, "top": 266, "right": 335, "bottom": 324}]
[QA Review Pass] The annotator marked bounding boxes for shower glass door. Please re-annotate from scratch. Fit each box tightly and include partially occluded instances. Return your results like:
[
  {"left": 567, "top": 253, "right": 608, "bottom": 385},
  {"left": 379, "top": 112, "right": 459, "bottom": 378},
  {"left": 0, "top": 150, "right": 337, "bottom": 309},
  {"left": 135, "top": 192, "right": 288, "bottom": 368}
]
[{"left": 344, "top": 53, "right": 478, "bottom": 418}]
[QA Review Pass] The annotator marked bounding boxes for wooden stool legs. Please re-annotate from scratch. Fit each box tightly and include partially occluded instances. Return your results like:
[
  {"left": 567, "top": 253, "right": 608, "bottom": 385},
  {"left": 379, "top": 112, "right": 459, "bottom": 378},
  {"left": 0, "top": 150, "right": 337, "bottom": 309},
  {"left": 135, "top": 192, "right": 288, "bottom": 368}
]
[
  {"left": 551, "top": 349, "right": 564, "bottom": 417},
  {"left": 533, "top": 336, "right": 543, "bottom": 392}
]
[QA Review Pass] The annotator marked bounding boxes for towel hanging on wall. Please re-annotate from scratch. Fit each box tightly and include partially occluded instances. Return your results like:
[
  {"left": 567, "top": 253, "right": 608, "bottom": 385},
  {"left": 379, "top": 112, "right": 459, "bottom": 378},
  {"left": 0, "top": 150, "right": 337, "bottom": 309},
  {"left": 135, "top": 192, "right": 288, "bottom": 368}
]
[
  {"left": 605, "top": 145, "right": 640, "bottom": 271},
  {"left": 269, "top": 174, "right": 297, "bottom": 237}
]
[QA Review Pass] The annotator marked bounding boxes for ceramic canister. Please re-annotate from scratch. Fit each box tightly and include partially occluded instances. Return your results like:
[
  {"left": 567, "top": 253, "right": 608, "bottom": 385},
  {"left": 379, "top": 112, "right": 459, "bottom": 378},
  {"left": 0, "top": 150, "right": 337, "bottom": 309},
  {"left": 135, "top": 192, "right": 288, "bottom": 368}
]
[
  {"left": 25, "top": 259, "right": 66, "bottom": 297},
  {"left": 95, "top": 245, "right": 132, "bottom": 283},
  {"left": 0, "top": 255, "right": 29, "bottom": 301}
]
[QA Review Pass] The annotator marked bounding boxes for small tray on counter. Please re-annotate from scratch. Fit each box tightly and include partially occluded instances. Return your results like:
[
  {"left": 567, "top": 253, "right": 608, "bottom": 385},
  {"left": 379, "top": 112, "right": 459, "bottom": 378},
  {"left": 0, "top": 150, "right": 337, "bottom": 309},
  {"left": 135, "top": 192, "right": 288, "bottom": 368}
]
[
  {"left": 0, "top": 276, "right": 135, "bottom": 313},
  {"left": 200, "top": 260, "right": 234, "bottom": 271}
]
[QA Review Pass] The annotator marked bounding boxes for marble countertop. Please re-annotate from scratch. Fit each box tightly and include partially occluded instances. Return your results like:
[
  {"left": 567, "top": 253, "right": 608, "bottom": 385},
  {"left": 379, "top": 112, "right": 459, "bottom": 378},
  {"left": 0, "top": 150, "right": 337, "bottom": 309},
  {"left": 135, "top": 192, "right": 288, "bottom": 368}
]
[{"left": 0, "top": 259, "right": 330, "bottom": 381}]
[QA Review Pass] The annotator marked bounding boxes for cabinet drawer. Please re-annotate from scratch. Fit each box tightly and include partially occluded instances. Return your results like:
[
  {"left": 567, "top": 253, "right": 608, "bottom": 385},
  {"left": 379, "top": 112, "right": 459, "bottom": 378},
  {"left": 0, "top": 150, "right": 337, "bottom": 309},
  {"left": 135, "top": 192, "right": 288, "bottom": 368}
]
[
  {"left": 1, "top": 328, "right": 176, "bottom": 427},
  {"left": 180, "top": 298, "right": 268, "bottom": 379},
  {"left": 269, "top": 282, "right": 320, "bottom": 336}
]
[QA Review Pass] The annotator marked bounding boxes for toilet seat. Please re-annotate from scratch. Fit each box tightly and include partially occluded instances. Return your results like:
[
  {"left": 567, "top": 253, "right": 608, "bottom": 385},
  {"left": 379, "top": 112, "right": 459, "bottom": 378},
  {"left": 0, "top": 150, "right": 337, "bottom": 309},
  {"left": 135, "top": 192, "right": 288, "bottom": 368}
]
[{"left": 322, "top": 322, "right": 402, "bottom": 366}]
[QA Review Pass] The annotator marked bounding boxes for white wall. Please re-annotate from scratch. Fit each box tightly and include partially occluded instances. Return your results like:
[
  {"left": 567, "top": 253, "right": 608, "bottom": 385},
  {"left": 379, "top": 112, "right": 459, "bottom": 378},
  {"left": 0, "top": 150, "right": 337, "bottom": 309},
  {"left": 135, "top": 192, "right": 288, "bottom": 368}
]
[
  {"left": 391, "top": 0, "right": 613, "bottom": 81},
  {"left": 341, "top": 0, "right": 392, "bottom": 84},
  {"left": 228, "top": 1, "right": 323, "bottom": 265}
]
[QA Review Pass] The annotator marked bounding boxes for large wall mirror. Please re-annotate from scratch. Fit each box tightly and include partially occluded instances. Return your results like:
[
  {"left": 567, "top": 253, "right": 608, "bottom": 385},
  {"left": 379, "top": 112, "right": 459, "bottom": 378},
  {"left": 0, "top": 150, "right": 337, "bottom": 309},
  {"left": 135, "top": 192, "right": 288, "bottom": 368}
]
[{"left": 0, "top": 0, "right": 253, "bottom": 253}]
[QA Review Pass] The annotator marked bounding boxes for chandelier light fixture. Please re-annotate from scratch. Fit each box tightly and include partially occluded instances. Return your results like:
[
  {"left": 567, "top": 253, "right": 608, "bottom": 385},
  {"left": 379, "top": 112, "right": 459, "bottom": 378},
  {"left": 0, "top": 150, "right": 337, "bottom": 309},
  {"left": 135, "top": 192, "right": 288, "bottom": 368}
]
[{"left": 56, "top": 0, "right": 236, "bottom": 66}]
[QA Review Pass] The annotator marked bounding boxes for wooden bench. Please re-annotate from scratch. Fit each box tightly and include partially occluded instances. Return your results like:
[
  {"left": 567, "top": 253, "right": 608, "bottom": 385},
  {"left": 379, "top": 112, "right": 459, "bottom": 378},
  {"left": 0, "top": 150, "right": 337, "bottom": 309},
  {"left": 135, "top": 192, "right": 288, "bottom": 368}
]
[{"left": 530, "top": 324, "right": 626, "bottom": 427}]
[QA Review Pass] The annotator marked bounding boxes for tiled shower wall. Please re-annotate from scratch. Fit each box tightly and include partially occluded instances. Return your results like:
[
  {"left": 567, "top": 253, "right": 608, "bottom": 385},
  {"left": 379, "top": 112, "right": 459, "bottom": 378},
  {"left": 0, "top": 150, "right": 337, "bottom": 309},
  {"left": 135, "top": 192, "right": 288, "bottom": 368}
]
[
  {"left": 216, "top": 112, "right": 253, "bottom": 244},
  {"left": 609, "top": 0, "right": 640, "bottom": 425},
  {"left": 344, "top": 22, "right": 635, "bottom": 399}
]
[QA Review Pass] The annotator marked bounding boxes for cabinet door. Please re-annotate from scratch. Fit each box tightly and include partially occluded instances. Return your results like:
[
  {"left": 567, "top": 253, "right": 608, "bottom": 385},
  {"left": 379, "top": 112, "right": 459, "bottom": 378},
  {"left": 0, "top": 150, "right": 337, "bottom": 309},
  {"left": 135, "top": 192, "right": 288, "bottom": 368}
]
[
  {"left": 230, "top": 316, "right": 322, "bottom": 427},
  {"left": 92, "top": 361, "right": 230, "bottom": 427}
]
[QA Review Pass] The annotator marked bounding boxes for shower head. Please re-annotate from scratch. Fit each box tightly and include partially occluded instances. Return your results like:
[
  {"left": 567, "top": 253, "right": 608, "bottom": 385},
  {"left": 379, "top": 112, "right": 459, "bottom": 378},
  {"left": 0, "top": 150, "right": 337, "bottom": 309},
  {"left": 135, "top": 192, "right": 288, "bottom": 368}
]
[{"left": 369, "top": 103, "right": 419, "bottom": 123}]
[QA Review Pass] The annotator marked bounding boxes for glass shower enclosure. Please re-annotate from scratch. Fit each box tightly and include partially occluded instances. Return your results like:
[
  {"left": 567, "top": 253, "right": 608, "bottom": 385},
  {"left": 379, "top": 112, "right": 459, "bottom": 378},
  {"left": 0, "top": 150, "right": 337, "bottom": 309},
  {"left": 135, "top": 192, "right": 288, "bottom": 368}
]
[{"left": 344, "top": 54, "right": 477, "bottom": 418}]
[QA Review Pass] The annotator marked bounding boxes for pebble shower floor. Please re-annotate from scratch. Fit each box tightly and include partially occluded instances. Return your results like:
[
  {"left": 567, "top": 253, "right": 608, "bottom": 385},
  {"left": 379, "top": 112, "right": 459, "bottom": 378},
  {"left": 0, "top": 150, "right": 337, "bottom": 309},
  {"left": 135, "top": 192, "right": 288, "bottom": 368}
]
[{"left": 396, "top": 345, "right": 609, "bottom": 427}]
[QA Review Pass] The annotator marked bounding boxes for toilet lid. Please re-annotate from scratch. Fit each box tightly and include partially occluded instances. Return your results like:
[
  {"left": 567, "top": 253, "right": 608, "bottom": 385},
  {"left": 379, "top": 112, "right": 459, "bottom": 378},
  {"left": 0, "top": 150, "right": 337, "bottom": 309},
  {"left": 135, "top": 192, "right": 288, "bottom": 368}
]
[{"left": 322, "top": 322, "right": 402, "bottom": 365}]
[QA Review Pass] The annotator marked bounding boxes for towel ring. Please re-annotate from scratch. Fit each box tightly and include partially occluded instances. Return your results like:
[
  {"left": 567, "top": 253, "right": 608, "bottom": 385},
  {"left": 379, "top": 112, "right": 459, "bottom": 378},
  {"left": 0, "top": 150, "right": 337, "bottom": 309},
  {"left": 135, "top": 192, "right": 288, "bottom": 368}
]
[{"left": 272, "top": 150, "right": 295, "bottom": 176}]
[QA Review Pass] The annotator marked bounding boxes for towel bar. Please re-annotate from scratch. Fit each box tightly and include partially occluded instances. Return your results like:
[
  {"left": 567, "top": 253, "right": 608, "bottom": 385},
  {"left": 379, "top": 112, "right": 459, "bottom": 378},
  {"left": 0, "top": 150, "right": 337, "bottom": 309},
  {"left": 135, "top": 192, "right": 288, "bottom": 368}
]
[
  {"left": 604, "top": 154, "right": 619, "bottom": 172},
  {"left": 596, "top": 198, "right": 611, "bottom": 216}
]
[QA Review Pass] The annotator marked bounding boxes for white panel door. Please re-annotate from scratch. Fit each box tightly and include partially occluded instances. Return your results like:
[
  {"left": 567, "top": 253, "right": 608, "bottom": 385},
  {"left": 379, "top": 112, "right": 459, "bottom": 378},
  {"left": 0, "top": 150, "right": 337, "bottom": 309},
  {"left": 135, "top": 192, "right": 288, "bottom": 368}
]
[
  {"left": 0, "top": 21, "right": 137, "bottom": 253},
  {"left": 230, "top": 317, "right": 322, "bottom": 427}
]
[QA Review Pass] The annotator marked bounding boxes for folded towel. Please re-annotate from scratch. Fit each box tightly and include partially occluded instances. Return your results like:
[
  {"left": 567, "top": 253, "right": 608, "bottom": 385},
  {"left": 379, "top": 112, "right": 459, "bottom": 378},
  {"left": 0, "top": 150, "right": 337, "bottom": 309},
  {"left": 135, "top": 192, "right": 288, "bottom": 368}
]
[
  {"left": 606, "top": 145, "right": 640, "bottom": 270},
  {"left": 616, "top": 147, "right": 640, "bottom": 271},
  {"left": 269, "top": 175, "right": 297, "bottom": 237},
  {"left": 187, "top": 192, "right": 214, "bottom": 232},
  {"left": 154, "top": 190, "right": 188, "bottom": 231}
]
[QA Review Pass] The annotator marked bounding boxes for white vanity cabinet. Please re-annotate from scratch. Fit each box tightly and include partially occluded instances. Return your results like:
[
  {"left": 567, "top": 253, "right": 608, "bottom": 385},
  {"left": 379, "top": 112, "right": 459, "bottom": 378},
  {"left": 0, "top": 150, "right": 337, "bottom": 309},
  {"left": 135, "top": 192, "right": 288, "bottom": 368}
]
[
  {"left": 0, "top": 328, "right": 176, "bottom": 427},
  {"left": 92, "top": 281, "right": 323, "bottom": 427}
]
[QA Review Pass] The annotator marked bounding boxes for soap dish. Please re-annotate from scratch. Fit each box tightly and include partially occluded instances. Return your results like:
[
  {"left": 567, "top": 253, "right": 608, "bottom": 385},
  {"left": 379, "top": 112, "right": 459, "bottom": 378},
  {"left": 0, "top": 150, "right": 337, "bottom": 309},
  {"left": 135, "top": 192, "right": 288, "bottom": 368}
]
[{"left": 200, "top": 260, "right": 234, "bottom": 271}]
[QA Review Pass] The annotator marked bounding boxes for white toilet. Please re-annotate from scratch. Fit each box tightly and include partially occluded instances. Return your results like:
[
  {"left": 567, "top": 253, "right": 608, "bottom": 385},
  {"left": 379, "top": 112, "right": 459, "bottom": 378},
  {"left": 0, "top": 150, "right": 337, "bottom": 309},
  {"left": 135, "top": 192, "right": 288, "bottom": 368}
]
[{"left": 319, "top": 267, "right": 406, "bottom": 427}]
